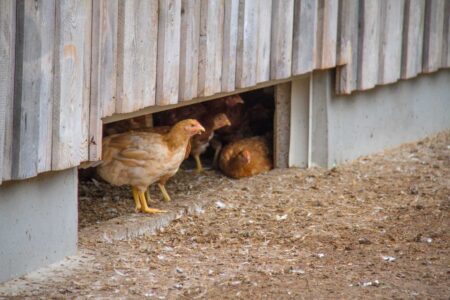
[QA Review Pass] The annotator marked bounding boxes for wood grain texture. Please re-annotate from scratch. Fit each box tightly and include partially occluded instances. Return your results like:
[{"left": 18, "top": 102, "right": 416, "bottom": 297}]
[
  {"left": 335, "top": 0, "right": 359, "bottom": 94},
  {"left": 315, "top": 0, "right": 338, "bottom": 69},
  {"left": 117, "top": 0, "right": 158, "bottom": 111},
  {"left": 80, "top": 0, "right": 92, "bottom": 163},
  {"left": 12, "top": 0, "right": 56, "bottom": 178},
  {"left": 401, "top": 0, "right": 426, "bottom": 79},
  {"left": 357, "top": 0, "right": 381, "bottom": 90},
  {"left": 236, "top": 0, "right": 258, "bottom": 88},
  {"left": 198, "top": 0, "right": 224, "bottom": 96},
  {"left": 52, "top": 0, "right": 91, "bottom": 170},
  {"left": 274, "top": 82, "right": 291, "bottom": 169},
  {"left": 221, "top": 0, "right": 239, "bottom": 92},
  {"left": 156, "top": 0, "right": 181, "bottom": 105},
  {"left": 378, "top": 0, "right": 404, "bottom": 84},
  {"left": 89, "top": 0, "right": 118, "bottom": 161},
  {"left": 256, "top": 0, "right": 272, "bottom": 83},
  {"left": 292, "top": 0, "right": 318, "bottom": 75},
  {"left": 422, "top": 0, "right": 445, "bottom": 73},
  {"left": 0, "top": 0, "right": 16, "bottom": 181},
  {"left": 91, "top": 0, "right": 118, "bottom": 118},
  {"left": 213, "top": 0, "right": 224, "bottom": 94},
  {"left": 270, "top": 0, "right": 294, "bottom": 80},
  {"left": 179, "top": 0, "right": 201, "bottom": 101}
]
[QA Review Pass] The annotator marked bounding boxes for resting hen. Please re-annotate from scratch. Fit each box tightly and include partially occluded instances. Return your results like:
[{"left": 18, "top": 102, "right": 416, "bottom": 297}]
[
  {"left": 97, "top": 119, "right": 205, "bottom": 213},
  {"left": 190, "top": 113, "right": 231, "bottom": 172},
  {"left": 219, "top": 136, "right": 273, "bottom": 179}
]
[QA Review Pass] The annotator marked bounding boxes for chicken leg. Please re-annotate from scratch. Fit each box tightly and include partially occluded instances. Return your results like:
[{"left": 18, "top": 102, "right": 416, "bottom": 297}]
[
  {"left": 158, "top": 183, "right": 172, "bottom": 202},
  {"left": 132, "top": 186, "right": 166, "bottom": 214},
  {"left": 132, "top": 186, "right": 142, "bottom": 211},
  {"left": 210, "top": 138, "right": 222, "bottom": 169},
  {"left": 194, "top": 154, "right": 203, "bottom": 172}
]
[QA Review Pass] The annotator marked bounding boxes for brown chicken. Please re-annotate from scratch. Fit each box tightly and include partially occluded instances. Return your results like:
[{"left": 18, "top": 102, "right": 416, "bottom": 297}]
[
  {"left": 190, "top": 113, "right": 231, "bottom": 171},
  {"left": 154, "top": 102, "right": 208, "bottom": 127},
  {"left": 207, "top": 95, "right": 246, "bottom": 141},
  {"left": 97, "top": 119, "right": 205, "bottom": 213},
  {"left": 219, "top": 136, "right": 273, "bottom": 179},
  {"left": 138, "top": 125, "right": 192, "bottom": 202},
  {"left": 206, "top": 95, "right": 244, "bottom": 115},
  {"left": 140, "top": 125, "right": 191, "bottom": 160}
]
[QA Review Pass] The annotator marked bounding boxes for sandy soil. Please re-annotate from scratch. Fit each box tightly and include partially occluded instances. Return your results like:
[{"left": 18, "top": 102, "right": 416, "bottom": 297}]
[{"left": 1, "top": 132, "right": 449, "bottom": 299}]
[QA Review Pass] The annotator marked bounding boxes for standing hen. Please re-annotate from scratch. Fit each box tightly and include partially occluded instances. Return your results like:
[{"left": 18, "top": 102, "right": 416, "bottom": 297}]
[
  {"left": 190, "top": 113, "right": 231, "bottom": 172},
  {"left": 97, "top": 119, "right": 205, "bottom": 213}
]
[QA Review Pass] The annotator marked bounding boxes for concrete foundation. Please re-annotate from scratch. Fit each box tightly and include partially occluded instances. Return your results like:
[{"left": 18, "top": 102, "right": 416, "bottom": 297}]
[
  {"left": 0, "top": 168, "right": 78, "bottom": 283},
  {"left": 289, "top": 69, "right": 450, "bottom": 168}
]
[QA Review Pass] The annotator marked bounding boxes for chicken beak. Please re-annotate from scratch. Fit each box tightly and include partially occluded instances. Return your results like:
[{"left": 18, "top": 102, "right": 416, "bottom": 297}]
[{"left": 198, "top": 125, "right": 206, "bottom": 133}]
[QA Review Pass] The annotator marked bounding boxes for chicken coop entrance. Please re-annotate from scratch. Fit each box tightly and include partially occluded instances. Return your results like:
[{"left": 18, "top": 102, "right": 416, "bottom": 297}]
[{"left": 77, "top": 85, "right": 291, "bottom": 228}]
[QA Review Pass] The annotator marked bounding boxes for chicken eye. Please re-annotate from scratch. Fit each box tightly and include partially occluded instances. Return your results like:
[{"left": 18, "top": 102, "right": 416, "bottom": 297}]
[{"left": 191, "top": 124, "right": 195, "bottom": 127}]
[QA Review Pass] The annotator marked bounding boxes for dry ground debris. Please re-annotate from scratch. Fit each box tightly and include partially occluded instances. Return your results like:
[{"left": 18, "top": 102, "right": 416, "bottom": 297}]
[{"left": 1, "top": 132, "right": 449, "bottom": 299}]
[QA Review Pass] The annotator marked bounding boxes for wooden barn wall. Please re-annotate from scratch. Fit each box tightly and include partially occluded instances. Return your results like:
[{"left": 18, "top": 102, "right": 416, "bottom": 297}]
[{"left": 0, "top": 0, "right": 449, "bottom": 183}]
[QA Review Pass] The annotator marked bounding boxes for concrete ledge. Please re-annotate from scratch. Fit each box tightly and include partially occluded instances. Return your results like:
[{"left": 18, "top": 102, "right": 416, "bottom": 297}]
[{"left": 79, "top": 198, "right": 208, "bottom": 243}]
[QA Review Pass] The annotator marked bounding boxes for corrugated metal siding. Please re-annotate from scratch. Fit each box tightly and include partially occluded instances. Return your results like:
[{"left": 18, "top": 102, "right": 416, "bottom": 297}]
[{"left": 0, "top": 0, "right": 449, "bottom": 184}]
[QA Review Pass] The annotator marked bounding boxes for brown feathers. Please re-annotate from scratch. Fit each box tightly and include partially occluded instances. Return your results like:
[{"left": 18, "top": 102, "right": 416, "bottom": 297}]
[{"left": 219, "top": 136, "right": 273, "bottom": 179}]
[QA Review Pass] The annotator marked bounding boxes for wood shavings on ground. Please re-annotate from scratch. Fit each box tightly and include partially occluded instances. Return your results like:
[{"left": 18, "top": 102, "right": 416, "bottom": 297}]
[{"left": 1, "top": 132, "right": 449, "bottom": 299}]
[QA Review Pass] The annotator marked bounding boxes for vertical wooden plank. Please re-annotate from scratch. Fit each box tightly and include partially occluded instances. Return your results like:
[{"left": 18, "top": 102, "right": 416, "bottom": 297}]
[
  {"left": 117, "top": 0, "right": 158, "bottom": 112},
  {"left": 213, "top": 0, "right": 224, "bottom": 94},
  {"left": 235, "top": 0, "right": 258, "bottom": 88},
  {"left": 12, "top": 0, "right": 56, "bottom": 179},
  {"left": 378, "top": 0, "right": 405, "bottom": 84},
  {"left": 315, "top": 0, "right": 338, "bottom": 69},
  {"left": 37, "top": 0, "right": 56, "bottom": 172},
  {"left": 270, "top": 0, "right": 294, "bottom": 80},
  {"left": 179, "top": 0, "right": 201, "bottom": 101},
  {"left": 0, "top": 0, "right": 16, "bottom": 182},
  {"left": 198, "top": 0, "right": 224, "bottom": 97},
  {"left": 441, "top": 0, "right": 450, "bottom": 67},
  {"left": 256, "top": 0, "right": 272, "bottom": 83},
  {"left": 52, "top": 0, "right": 91, "bottom": 170},
  {"left": 221, "top": 0, "right": 239, "bottom": 92},
  {"left": 422, "top": 0, "right": 445, "bottom": 73},
  {"left": 335, "top": 0, "right": 359, "bottom": 94},
  {"left": 292, "top": 0, "right": 318, "bottom": 75},
  {"left": 91, "top": 0, "right": 118, "bottom": 118},
  {"left": 80, "top": 0, "right": 92, "bottom": 163},
  {"left": 89, "top": 0, "right": 118, "bottom": 161},
  {"left": 401, "top": 0, "right": 426, "bottom": 79},
  {"left": 156, "top": 0, "right": 181, "bottom": 105},
  {"left": 274, "top": 82, "right": 291, "bottom": 169},
  {"left": 357, "top": 0, "right": 381, "bottom": 90}
]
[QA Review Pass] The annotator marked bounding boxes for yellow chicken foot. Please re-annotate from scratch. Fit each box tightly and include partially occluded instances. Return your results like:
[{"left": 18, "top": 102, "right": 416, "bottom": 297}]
[
  {"left": 194, "top": 155, "right": 203, "bottom": 172},
  {"left": 132, "top": 186, "right": 141, "bottom": 211},
  {"left": 158, "top": 183, "right": 171, "bottom": 202},
  {"left": 138, "top": 191, "right": 166, "bottom": 214}
]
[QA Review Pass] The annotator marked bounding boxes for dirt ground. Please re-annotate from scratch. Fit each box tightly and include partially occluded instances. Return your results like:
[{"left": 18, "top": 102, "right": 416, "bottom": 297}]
[{"left": 1, "top": 132, "right": 449, "bottom": 299}]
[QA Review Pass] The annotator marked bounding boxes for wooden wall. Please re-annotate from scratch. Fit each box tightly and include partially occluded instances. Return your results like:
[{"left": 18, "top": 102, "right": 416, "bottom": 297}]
[{"left": 0, "top": 0, "right": 449, "bottom": 184}]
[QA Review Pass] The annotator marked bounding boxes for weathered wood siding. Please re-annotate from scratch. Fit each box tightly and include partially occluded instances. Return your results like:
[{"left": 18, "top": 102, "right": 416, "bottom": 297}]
[{"left": 1, "top": 0, "right": 449, "bottom": 183}]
